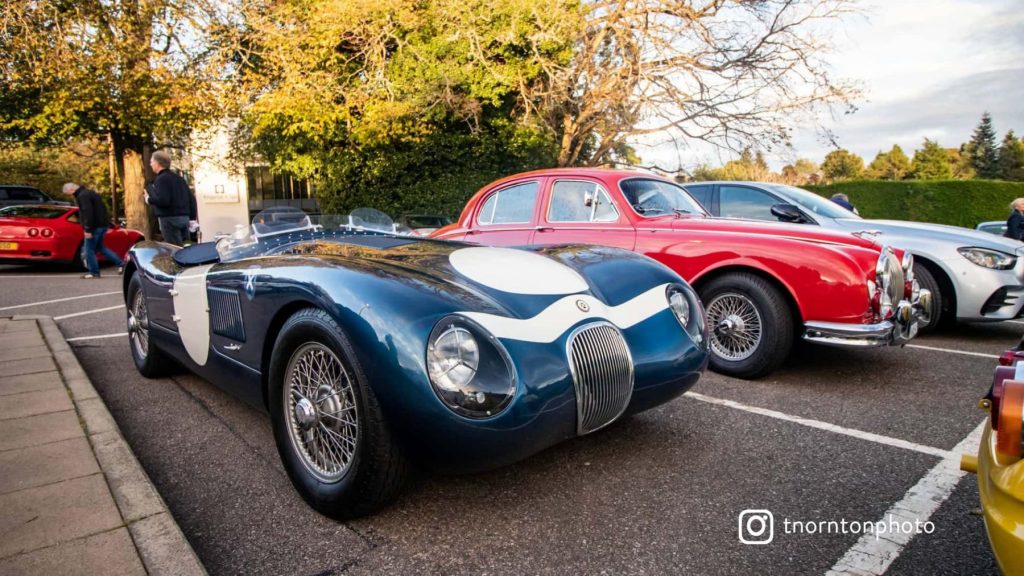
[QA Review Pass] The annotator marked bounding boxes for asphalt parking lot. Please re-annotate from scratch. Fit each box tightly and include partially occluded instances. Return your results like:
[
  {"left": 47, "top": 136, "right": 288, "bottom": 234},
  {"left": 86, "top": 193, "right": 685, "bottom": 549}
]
[{"left": 0, "top": 263, "right": 1010, "bottom": 576}]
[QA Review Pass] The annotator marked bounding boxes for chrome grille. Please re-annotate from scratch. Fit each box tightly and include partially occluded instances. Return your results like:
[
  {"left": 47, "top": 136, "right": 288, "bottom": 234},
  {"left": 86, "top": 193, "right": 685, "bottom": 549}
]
[
  {"left": 567, "top": 322, "right": 634, "bottom": 435},
  {"left": 883, "top": 249, "right": 905, "bottom": 307}
]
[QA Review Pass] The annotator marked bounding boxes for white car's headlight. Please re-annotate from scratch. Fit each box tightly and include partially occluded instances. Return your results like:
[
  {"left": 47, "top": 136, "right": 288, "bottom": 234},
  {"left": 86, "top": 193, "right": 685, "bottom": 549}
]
[
  {"left": 667, "top": 284, "right": 707, "bottom": 347},
  {"left": 958, "top": 247, "right": 1017, "bottom": 270},
  {"left": 427, "top": 317, "right": 514, "bottom": 418}
]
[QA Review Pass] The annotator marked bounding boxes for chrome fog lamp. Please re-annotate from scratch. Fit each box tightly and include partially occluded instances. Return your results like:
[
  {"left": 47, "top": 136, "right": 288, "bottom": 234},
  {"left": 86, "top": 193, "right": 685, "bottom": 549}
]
[
  {"left": 901, "top": 252, "right": 914, "bottom": 273},
  {"left": 427, "top": 317, "right": 515, "bottom": 418}
]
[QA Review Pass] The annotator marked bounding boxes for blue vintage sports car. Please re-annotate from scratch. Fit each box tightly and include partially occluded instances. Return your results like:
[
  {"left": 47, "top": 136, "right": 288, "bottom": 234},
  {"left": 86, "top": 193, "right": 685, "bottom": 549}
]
[{"left": 122, "top": 208, "right": 709, "bottom": 518}]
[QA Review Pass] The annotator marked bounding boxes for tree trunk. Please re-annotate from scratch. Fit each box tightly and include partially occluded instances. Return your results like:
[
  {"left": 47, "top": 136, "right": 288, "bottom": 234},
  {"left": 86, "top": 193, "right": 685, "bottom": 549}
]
[{"left": 122, "top": 147, "right": 151, "bottom": 239}]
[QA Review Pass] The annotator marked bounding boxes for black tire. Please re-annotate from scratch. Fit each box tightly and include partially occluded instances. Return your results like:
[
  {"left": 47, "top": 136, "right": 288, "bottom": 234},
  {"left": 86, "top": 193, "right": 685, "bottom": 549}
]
[
  {"left": 126, "top": 273, "right": 175, "bottom": 377},
  {"left": 912, "top": 262, "right": 950, "bottom": 332},
  {"left": 698, "top": 272, "right": 794, "bottom": 379},
  {"left": 268, "top": 308, "right": 409, "bottom": 519}
]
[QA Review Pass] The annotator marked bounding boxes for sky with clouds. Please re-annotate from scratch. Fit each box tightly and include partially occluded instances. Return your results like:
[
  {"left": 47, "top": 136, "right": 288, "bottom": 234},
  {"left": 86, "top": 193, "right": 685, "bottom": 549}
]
[{"left": 637, "top": 0, "right": 1024, "bottom": 172}]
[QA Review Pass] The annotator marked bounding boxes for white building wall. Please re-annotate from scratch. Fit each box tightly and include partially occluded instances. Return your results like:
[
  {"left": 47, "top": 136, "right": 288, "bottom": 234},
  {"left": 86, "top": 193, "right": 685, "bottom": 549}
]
[{"left": 188, "top": 124, "right": 249, "bottom": 239}]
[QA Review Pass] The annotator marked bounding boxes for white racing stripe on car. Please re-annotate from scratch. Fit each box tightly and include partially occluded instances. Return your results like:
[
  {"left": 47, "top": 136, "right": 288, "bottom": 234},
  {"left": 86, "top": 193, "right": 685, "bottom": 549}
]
[
  {"left": 449, "top": 246, "right": 589, "bottom": 295},
  {"left": 54, "top": 304, "right": 124, "bottom": 321},
  {"left": 683, "top": 392, "right": 953, "bottom": 458},
  {"left": 0, "top": 291, "right": 121, "bottom": 311},
  {"left": 826, "top": 420, "right": 987, "bottom": 576},
  {"left": 459, "top": 283, "right": 671, "bottom": 343},
  {"left": 67, "top": 332, "right": 128, "bottom": 342},
  {"left": 173, "top": 264, "right": 214, "bottom": 366},
  {"left": 906, "top": 344, "right": 999, "bottom": 359}
]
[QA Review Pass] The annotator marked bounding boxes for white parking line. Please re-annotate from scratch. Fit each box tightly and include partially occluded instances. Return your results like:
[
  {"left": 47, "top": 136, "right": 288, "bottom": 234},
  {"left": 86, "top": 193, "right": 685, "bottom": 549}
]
[
  {"left": 684, "top": 392, "right": 952, "bottom": 458},
  {"left": 66, "top": 332, "right": 128, "bottom": 342},
  {"left": 0, "top": 291, "right": 121, "bottom": 312},
  {"left": 54, "top": 305, "right": 124, "bottom": 321},
  {"left": 905, "top": 344, "right": 999, "bottom": 359},
  {"left": 0, "top": 274, "right": 79, "bottom": 279},
  {"left": 826, "top": 420, "right": 986, "bottom": 576}
]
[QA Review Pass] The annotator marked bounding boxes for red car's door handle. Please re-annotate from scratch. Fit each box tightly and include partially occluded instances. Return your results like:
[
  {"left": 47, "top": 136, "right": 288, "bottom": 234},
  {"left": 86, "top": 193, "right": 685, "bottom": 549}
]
[
  {"left": 535, "top": 226, "right": 554, "bottom": 233},
  {"left": 465, "top": 229, "right": 480, "bottom": 235}
]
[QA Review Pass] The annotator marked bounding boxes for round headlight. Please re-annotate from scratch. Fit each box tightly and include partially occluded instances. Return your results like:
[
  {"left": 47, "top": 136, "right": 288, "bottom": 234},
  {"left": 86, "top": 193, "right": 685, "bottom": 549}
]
[
  {"left": 668, "top": 289, "right": 690, "bottom": 327},
  {"left": 666, "top": 284, "right": 706, "bottom": 346},
  {"left": 426, "top": 317, "right": 515, "bottom": 418},
  {"left": 427, "top": 326, "right": 479, "bottom": 392}
]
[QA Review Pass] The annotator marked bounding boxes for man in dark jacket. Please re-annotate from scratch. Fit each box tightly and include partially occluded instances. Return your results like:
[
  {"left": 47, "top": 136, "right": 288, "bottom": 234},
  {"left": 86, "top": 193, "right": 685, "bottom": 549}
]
[
  {"left": 62, "top": 182, "right": 125, "bottom": 279},
  {"left": 146, "top": 150, "right": 193, "bottom": 245}
]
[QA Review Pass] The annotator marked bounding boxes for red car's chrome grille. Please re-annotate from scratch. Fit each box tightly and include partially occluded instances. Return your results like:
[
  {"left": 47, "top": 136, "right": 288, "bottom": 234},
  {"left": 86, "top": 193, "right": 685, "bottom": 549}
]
[{"left": 567, "top": 322, "right": 634, "bottom": 435}]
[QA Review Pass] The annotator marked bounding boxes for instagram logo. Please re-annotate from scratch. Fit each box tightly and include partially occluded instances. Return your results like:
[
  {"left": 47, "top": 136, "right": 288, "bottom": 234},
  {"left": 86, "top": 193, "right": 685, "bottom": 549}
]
[{"left": 738, "top": 509, "right": 774, "bottom": 545}]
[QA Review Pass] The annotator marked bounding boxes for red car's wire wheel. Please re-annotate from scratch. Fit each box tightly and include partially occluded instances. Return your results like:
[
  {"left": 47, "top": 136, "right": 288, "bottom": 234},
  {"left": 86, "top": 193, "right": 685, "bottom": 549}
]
[{"left": 706, "top": 292, "right": 763, "bottom": 362}]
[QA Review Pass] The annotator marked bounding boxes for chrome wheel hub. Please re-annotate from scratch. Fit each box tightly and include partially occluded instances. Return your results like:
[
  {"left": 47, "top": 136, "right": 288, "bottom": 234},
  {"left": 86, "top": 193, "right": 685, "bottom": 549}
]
[
  {"left": 293, "top": 398, "right": 316, "bottom": 430},
  {"left": 706, "top": 293, "right": 763, "bottom": 362},
  {"left": 127, "top": 290, "right": 149, "bottom": 359},
  {"left": 284, "top": 342, "right": 359, "bottom": 482}
]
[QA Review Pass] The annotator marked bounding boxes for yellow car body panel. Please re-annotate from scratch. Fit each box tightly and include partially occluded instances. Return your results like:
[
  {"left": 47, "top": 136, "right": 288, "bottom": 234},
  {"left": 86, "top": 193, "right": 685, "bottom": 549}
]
[{"left": 976, "top": 425, "right": 1024, "bottom": 575}]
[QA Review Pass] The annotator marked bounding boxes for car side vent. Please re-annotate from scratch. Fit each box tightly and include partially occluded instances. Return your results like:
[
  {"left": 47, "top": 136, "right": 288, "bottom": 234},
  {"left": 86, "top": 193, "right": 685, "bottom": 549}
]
[{"left": 208, "top": 287, "right": 245, "bottom": 341}]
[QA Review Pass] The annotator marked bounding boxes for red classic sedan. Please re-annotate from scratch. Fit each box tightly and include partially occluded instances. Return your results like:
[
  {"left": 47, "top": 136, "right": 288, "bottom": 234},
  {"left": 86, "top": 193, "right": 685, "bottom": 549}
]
[
  {"left": 432, "top": 168, "right": 931, "bottom": 378},
  {"left": 0, "top": 205, "right": 143, "bottom": 268}
]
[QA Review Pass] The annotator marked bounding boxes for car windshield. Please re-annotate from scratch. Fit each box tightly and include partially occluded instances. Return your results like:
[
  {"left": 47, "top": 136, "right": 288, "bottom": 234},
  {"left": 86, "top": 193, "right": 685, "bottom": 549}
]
[
  {"left": 620, "top": 178, "right": 708, "bottom": 217},
  {"left": 766, "top": 184, "right": 862, "bottom": 220},
  {"left": 216, "top": 207, "right": 416, "bottom": 262},
  {"left": 0, "top": 205, "right": 69, "bottom": 219}
]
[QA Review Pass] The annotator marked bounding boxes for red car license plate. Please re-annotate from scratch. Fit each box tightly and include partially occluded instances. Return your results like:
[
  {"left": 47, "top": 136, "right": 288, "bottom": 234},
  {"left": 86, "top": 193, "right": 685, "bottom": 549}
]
[{"left": 0, "top": 242, "right": 18, "bottom": 251}]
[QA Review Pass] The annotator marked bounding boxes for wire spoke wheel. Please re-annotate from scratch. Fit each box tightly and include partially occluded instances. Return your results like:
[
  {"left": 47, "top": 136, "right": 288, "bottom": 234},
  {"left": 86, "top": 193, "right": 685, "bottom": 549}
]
[
  {"left": 127, "top": 288, "right": 149, "bottom": 359},
  {"left": 706, "top": 292, "right": 763, "bottom": 362},
  {"left": 284, "top": 342, "right": 360, "bottom": 482}
]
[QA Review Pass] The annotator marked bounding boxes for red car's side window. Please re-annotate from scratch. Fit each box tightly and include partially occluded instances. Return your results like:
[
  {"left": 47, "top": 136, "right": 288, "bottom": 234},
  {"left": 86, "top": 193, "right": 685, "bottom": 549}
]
[
  {"left": 546, "top": 180, "right": 619, "bottom": 224},
  {"left": 476, "top": 182, "right": 539, "bottom": 226}
]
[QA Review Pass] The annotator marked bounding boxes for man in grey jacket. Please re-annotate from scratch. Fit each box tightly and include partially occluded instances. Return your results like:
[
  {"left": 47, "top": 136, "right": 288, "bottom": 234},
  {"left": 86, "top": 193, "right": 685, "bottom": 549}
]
[{"left": 146, "top": 151, "right": 194, "bottom": 245}]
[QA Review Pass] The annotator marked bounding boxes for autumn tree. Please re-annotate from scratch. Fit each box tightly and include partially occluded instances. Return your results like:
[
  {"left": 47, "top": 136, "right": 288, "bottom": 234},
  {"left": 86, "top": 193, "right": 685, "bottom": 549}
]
[
  {"left": 540, "top": 0, "right": 861, "bottom": 166},
  {"left": 997, "top": 131, "right": 1024, "bottom": 181},
  {"left": 781, "top": 158, "right": 819, "bottom": 183},
  {"left": 965, "top": 112, "right": 999, "bottom": 179},
  {"left": 910, "top": 139, "right": 952, "bottom": 180},
  {"left": 229, "top": 0, "right": 860, "bottom": 213},
  {"left": 0, "top": 0, "right": 227, "bottom": 236},
  {"left": 821, "top": 149, "right": 863, "bottom": 180},
  {"left": 224, "top": 0, "right": 579, "bottom": 214},
  {"left": 866, "top": 144, "right": 910, "bottom": 180}
]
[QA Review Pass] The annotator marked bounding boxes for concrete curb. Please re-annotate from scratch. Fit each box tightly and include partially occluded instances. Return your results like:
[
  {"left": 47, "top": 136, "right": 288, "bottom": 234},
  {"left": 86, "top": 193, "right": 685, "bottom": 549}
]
[{"left": 20, "top": 315, "right": 207, "bottom": 576}]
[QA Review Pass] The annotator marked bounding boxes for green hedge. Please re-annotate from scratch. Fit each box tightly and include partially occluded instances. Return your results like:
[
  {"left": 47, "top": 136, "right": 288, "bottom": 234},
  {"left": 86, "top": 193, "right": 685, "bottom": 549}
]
[{"left": 804, "top": 180, "right": 1024, "bottom": 228}]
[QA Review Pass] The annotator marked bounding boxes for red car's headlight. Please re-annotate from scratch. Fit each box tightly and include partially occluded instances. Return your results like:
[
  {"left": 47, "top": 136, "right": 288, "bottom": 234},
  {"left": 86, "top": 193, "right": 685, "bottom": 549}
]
[{"left": 993, "top": 378, "right": 1024, "bottom": 465}]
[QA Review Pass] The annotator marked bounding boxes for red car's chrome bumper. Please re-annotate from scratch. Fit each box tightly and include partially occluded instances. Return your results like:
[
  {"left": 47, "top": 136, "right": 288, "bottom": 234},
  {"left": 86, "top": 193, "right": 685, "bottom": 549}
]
[{"left": 802, "top": 289, "right": 932, "bottom": 347}]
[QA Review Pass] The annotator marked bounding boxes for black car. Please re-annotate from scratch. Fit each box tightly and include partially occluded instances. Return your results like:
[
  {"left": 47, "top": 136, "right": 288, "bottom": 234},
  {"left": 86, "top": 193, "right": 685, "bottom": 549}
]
[{"left": 0, "top": 185, "right": 71, "bottom": 209}]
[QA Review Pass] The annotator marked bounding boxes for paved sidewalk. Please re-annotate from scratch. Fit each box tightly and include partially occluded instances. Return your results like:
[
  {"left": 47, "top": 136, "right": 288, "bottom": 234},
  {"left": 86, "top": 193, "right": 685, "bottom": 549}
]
[{"left": 0, "top": 316, "right": 205, "bottom": 576}]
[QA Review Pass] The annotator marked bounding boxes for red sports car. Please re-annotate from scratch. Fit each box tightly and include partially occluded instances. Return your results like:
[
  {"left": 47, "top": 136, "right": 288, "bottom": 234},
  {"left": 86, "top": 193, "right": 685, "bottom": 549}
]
[
  {"left": 0, "top": 205, "right": 144, "bottom": 268},
  {"left": 433, "top": 168, "right": 931, "bottom": 378}
]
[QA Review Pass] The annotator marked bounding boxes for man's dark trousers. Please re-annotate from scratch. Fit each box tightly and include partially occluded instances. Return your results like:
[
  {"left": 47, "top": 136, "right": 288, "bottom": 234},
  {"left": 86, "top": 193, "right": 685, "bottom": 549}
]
[
  {"left": 83, "top": 226, "right": 124, "bottom": 276},
  {"left": 159, "top": 215, "right": 190, "bottom": 246}
]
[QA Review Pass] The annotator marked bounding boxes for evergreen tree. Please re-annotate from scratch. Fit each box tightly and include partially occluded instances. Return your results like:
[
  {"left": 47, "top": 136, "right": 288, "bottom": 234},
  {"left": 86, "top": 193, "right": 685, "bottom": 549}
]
[
  {"left": 997, "top": 130, "right": 1024, "bottom": 181},
  {"left": 821, "top": 149, "right": 864, "bottom": 180},
  {"left": 866, "top": 144, "right": 911, "bottom": 180},
  {"left": 966, "top": 112, "right": 999, "bottom": 178},
  {"left": 911, "top": 139, "right": 952, "bottom": 180}
]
